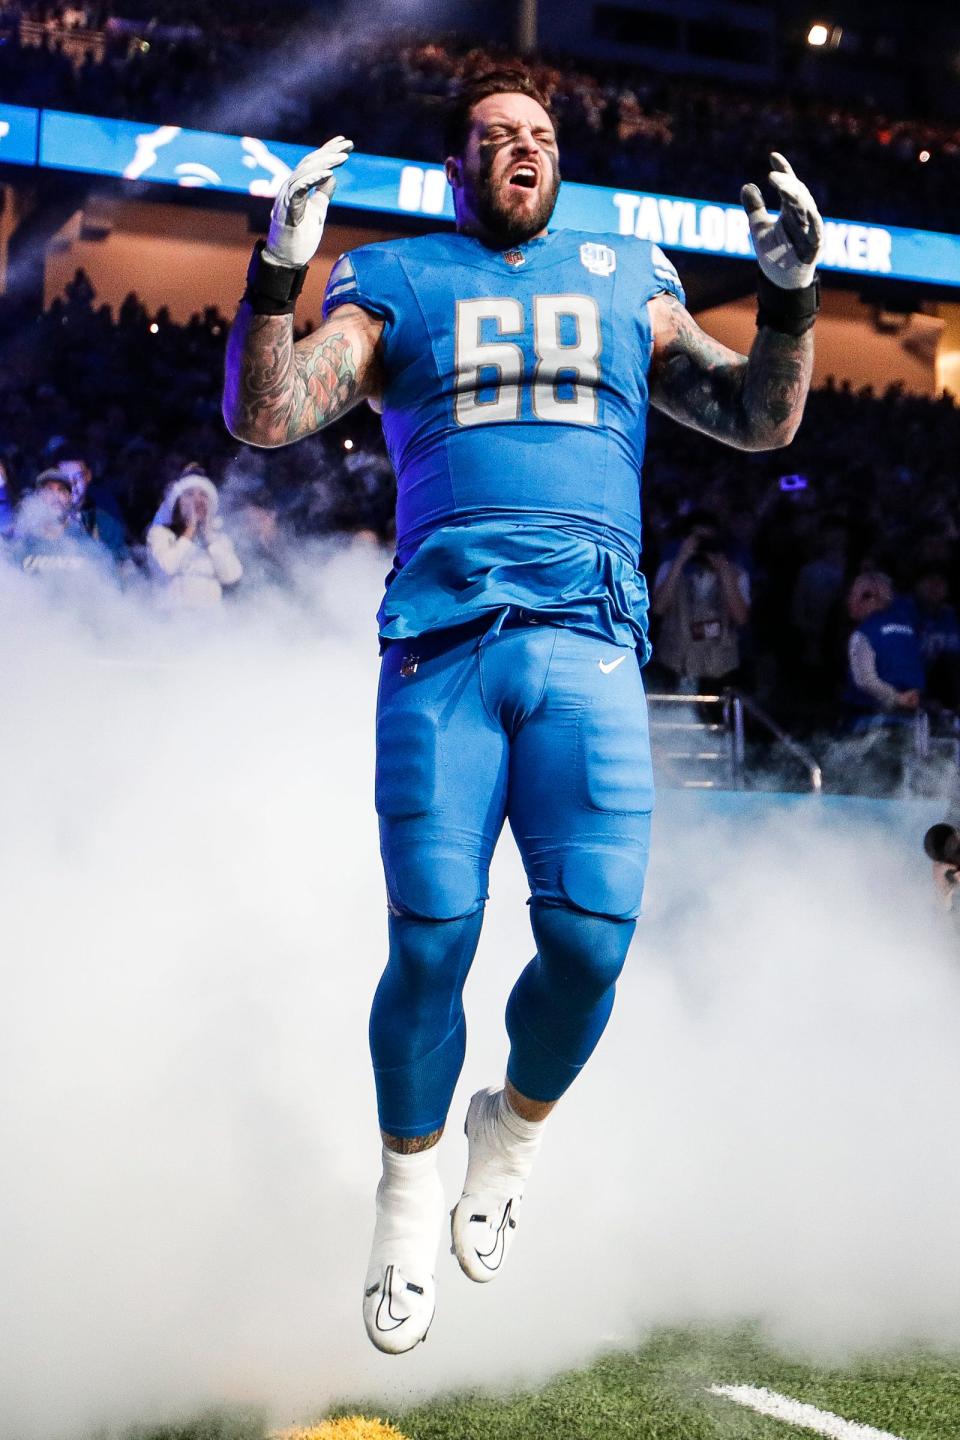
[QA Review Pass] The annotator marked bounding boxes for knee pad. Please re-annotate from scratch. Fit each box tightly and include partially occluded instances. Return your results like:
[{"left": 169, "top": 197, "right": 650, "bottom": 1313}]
[
  {"left": 557, "top": 841, "right": 648, "bottom": 920},
  {"left": 382, "top": 841, "right": 484, "bottom": 921},
  {"left": 530, "top": 900, "right": 635, "bottom": 1000}
]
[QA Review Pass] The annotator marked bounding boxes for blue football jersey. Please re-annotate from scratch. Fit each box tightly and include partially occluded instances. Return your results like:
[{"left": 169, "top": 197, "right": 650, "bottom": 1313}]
[{"left": 322, "top": 228, "right": 684, "bottom": 650}]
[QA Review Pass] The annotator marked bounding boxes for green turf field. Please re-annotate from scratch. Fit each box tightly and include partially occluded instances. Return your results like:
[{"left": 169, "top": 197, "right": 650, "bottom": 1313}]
[{"left": 123, "top": 1327, "right": 960, "bottom": 1440}]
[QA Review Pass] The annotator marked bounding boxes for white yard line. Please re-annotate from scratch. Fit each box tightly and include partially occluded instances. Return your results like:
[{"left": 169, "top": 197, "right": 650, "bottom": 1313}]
[{"left": 708, "top": 1384, "right": 907, "bottom": 1440}]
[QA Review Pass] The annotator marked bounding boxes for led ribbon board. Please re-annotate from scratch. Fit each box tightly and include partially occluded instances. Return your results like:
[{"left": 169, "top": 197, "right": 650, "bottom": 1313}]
[
  {"left": 0, "top": 103, "right": 41, "bottom": 166},
  {"left": 23, "top": 108, "right": 960, "bottom": 289}
]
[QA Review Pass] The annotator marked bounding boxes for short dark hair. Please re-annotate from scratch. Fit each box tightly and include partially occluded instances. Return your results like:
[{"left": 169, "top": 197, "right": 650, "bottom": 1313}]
[{"left": 442, "top": 68, "right": 555, "bottom": 160}]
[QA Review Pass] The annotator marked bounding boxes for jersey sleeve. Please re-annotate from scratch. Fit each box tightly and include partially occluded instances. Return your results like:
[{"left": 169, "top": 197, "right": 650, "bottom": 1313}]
[
  {"left": 322, "top": 247, "right": 401, "bottom": 328},
  {"left": 648, "top": 243, "right": 686, "bottom": 306}
]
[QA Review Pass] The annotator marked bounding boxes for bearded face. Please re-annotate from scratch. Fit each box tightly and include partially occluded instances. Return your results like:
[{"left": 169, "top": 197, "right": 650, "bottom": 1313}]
[{"left": 449, "top": 92, "right": 561, "bottom": 248}]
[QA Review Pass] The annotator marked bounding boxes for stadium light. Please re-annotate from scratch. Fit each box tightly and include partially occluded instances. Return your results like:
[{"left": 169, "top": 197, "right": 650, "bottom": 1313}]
[{"left": 807, "top": 22, "right": 842, "bottom": 48}]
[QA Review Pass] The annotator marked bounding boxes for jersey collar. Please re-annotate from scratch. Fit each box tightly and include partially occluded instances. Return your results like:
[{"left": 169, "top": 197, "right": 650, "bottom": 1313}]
[{"left": 457, "top": 230, "right": 561, "bottom": 271}]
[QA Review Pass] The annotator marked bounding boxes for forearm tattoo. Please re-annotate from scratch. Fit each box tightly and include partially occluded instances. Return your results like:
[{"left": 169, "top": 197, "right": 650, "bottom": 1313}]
[
  {"left": 650, "top": 294, "right": 813, "bottom": 450},
  {"left": 223, "top": 307, "right": 362, "bottom": 446},
  {"left": 741, "top": 324, "right": 814, "bottom": 441}
]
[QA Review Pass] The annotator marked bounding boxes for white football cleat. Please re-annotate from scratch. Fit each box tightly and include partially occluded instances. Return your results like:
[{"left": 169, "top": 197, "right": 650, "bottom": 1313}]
[
  {"left": 451, "top": 1191, "right": 519, "bottom": 1282},
  {"left": 451, "top": 1087, "right": 528, "bottom": 1283},
  {"left": 363, "top": 1262, "right": 435, "bottom": 1354},
  {"left": 363, "top": 1153, "right": 444, "bottom": 1354}
]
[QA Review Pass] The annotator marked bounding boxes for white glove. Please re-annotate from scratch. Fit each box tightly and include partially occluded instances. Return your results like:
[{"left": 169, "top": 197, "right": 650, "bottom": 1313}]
[
  {"left": 741, "top": 152, "right": 823, "bottom": 290},
  {"left": 263, "top": 135, "right": 353, "bottom": 269}
]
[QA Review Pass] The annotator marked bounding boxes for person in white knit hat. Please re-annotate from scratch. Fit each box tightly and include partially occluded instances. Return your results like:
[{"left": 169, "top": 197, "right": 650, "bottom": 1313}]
[{"left": 147, "top": 465, "right": 243, "bottom": 609}]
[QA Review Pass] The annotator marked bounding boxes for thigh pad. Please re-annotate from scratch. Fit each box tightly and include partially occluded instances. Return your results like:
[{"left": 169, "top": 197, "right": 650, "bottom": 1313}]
[
  {"left": 376, "top": 632, "right": 506, "bottom": 921},
  {"left": 508, "top": 631, "right": 654, "bottom": 920}
]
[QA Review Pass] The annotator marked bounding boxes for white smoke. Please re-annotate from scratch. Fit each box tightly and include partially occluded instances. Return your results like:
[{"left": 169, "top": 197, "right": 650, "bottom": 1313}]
[{"left": 2, "top": 550, "right": 959, "bottom": 1440}]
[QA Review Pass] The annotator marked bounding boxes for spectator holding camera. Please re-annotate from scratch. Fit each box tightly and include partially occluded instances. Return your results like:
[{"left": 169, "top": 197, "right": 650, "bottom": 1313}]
[
  {"left": 651, "top": 510, "right": 750, "bottom": 692},
  {"left": 146, "top": 464, "right": 242, "bottom": 610}
]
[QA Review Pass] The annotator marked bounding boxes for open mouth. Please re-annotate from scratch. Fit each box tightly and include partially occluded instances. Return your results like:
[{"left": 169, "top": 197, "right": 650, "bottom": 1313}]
[{"left": 508, "top": 165, "right": 538, "bottom": 190}]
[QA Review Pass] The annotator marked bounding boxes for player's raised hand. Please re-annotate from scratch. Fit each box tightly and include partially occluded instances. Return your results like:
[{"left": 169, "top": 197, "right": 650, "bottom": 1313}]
[
  {"left": 264, "top": 135, "right": 354, "bottom": 269},
  {"left": 741, "top": 152, "right": 823, "bottom": 289}
]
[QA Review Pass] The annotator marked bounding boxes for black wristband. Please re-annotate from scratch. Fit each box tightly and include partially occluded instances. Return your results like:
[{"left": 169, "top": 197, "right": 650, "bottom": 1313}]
[
  {"left": 756, "top": 271, "right": 820, "bottom": 336},
  {"left": 242, "top": 239, "right": 308, "bottom": 315}
]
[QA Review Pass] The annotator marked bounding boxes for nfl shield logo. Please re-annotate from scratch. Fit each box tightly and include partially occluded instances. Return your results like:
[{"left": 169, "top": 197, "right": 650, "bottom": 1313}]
[
  {"left": 503, "top": 249, "right": 526, "bottom": 267},
  {"left": 580, "top": 242, "right": 617, "bottom": 277}
]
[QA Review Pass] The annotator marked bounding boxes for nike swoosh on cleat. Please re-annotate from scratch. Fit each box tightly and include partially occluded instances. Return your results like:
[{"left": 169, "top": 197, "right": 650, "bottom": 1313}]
[
  {"left": 474, "top": 1200, "right": 513, "bottom": 1272},
  {"left": 598, "top": 655, "right": 627, "bottom": 674},
  {"left": 374, "top": 1264, "right": 408, "bottom": 1333}
]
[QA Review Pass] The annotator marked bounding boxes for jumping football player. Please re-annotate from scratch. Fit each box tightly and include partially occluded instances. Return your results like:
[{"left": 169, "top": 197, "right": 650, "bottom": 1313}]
[{"left": 223, "top": 69, "right": 822, "bottom": 1353}]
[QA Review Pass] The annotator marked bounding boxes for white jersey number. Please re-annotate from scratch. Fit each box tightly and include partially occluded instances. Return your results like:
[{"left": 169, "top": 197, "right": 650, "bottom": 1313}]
[{"left": 454, "top": 295, "right": 601, "bottom": 428}]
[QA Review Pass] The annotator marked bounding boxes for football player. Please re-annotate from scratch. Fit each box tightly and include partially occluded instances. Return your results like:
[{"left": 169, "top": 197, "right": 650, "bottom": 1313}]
[{"left": 223, "top": 68, "right": 822, "bottom": 1353}]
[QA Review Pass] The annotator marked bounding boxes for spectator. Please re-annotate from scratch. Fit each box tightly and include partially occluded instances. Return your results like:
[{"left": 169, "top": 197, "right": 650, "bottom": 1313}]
[
  {"left": 54, "top": 454, "right": 130, "bottom": 569},
  {"left": 651, "top": 511, "right": 750, "bottom": 692},
  {"left": 2, "top": 254, "right": 960, "bottom": 777},
  {"left": 843, "top": 572, "right": 924, "bottom": 730},
  {"left": 790, "top": 514, "right": 848, "bottom": 702},
  {"left": 11, "top": 466, "right": 114, "bottom": 588},
  {"left": 1, "top": 19, "right": 959, "bottom": 229},
  {"left": 146, "top": 465, "right": 242, "bottom": 608},
  {"left": 912, "top": 566, "right": 960, "bottom": 712},
  {"left": 229, "top": 490, "right": 290, "bottom": 593}
]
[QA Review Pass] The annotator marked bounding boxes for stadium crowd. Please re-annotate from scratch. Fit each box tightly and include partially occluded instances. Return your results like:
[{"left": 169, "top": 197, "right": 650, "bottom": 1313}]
[
  {"left": 2, "top": 5, "right": 959, "bottom": 232},
  {"left": 2, "top": 268, "right": 959, "bottom": 780},
  {"left": 3, "top": 2, "right": 959, "bottom": 788}
]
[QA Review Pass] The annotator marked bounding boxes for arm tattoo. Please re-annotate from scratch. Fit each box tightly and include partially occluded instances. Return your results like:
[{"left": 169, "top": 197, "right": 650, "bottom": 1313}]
[
  {"left": 292, "top": 329, "right": 358, "bottom": 442},
  {"left": 741, "top": 325, "right": 814, "bottom": 441},
  {"left": 223, "top": 305, "right": 366, "bottom": 447},
  {"left": 650, "top": 294, "right": 813, "bottom": 451}
]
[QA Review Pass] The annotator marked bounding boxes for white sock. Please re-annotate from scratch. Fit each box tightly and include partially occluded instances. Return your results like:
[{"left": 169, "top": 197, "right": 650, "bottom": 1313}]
[
  {"left": 367, "top": 1145, "right": 445, "bottom": 1278},
  {"left": 462, "top": 1087, "right": 546, "bottom": 1194},
  {"left": 499, "top": 1088, "right": 547, "bottom": 1147}
]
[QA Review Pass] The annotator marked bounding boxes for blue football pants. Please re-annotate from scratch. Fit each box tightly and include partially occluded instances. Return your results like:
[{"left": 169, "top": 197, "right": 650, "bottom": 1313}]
[{"left": 370, "top": 615, "right": 654, "bottom": 1138}]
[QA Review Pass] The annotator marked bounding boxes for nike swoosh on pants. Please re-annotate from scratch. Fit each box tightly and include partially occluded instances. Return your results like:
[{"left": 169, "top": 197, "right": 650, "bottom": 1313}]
[{"left": 598, "top": 655, "right": 627, "bottom": 674}]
